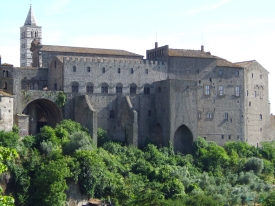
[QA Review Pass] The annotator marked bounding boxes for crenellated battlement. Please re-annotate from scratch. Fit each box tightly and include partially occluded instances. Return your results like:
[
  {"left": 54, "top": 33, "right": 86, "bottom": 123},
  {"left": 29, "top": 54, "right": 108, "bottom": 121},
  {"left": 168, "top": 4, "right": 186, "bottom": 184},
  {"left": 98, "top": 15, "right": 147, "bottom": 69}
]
[{"left": 64, "top": 56, "right": 166, "bottom": 65}]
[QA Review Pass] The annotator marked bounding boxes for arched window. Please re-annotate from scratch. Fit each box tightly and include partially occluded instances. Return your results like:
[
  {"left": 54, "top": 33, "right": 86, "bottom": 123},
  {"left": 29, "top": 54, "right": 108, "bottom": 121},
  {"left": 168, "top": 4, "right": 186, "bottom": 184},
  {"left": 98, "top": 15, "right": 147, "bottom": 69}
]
[
  {"left": 101, "top": 83, "right": 109, "bottom": 93},
  {"left": 118, "top": 68, "right": 121, "bottom": 74},
  {"left": 35, "top": 31, "right": 38, "bottom": 38},
  {"left": 144, "top": 84, "right": 150, "bottom": 94},
  {"left": 3, "top": 71, "right": 5, "bottom": 77},
  {"left": 31, "top": 31, "right": 33, "bottom": 38},
  {"left": 4, "top": 82, "right": 7, "bottom": 90},
  {"left": 109, "top": 110, "right": 115, "bottom": 119},
  {"left": 131, "top": 68, "right": 134, "bottom": 74},
  {"left": 207, "top": 111, "right": 213, "bottom": 119},
  {"left": 116, "top": 83, "right": 123, "bottom": 94},
  {"left": 87, "top": 67, "right": 91, "bottom": 72},
  {"left": 260, "top": 114, "right": 262, "bottom": 120},
  {"left": 198, "top": 111, "right": 202, "bottom": 119},
  {"left": 102, "top": 67, "right": 105, "bottom": 73},
  {"left": 71, "top": 82, "right": 79, "bottom": 93},
  {"left": 86, "top": 83, "right": 94, "bottom": 93},
  {"left": 6, "top": 71, "right": 8, "bottom": 78},
  {"left": 130, "top": 83, "right": 137, "bottom": 94}
]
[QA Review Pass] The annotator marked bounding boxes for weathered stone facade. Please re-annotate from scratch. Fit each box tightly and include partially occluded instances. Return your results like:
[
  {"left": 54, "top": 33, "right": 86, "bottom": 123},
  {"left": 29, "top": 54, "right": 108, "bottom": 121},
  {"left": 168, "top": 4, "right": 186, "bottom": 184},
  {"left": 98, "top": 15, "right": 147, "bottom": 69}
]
[
  {"left": 0, "top": 7, "right": 273, "bottom": 151},
  {"left": 0, "top": 90, "right": 13, "bottom": 131}
]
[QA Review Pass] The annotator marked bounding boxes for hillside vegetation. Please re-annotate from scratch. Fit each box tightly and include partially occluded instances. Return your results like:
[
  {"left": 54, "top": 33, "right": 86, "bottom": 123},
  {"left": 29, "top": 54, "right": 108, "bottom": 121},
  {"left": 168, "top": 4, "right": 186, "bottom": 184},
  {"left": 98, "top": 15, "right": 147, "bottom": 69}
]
[{"left": 0, "top": 120, "right": 275, "bottom": 205}]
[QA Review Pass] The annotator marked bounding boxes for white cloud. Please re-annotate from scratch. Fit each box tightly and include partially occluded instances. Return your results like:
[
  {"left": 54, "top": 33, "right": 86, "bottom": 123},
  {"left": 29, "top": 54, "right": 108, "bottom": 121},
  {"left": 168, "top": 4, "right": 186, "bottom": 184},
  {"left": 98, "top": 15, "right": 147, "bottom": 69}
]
[{"left": 180, "top": 0, "right": 230, "bottom": 16}]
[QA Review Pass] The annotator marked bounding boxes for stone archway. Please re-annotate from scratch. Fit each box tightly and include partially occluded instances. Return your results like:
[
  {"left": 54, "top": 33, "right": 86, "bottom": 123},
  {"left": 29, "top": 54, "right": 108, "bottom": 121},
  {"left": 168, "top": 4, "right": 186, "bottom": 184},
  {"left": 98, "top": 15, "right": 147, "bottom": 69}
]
[
  {"left": 22, "top": 99, "right": 62, "bottom": 135},
  {"left": 174, "top": 125, "right": 193, "bottom": 154}
]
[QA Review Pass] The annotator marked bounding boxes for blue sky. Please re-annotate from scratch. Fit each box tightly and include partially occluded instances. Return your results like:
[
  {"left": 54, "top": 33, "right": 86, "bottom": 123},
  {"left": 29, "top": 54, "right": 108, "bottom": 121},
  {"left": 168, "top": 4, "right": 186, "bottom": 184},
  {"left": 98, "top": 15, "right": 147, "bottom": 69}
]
[{"left": 0, "top": 0, "right": 275, "bottom": 111}]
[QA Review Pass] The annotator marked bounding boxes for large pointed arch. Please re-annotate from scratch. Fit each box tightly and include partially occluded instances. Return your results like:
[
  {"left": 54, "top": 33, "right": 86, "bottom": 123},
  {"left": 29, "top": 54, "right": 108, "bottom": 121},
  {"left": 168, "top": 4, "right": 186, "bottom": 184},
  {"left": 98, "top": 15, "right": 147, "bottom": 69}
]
[{"left": 174, "top": 125, "right": 193, "bottom": 154}]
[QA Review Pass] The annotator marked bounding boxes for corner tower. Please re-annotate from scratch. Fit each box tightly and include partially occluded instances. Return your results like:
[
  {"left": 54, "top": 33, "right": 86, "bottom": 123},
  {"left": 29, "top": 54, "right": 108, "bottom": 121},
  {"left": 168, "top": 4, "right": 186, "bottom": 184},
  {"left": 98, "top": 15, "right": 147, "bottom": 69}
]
[{"left": 20, "top": 5, "right": 42, "bottom": 67}]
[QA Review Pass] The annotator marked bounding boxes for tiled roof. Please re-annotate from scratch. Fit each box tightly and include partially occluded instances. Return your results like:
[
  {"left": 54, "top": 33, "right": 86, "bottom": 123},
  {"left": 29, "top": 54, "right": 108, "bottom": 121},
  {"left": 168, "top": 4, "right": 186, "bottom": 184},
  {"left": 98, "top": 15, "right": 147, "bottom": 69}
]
[
  {"left": 168, "top": 49, "right": 242, "bottom": 68},
  {"left": 0, "top": 90, "right": 13, "bottom": 97},
  {"left": 235, "top": 60, "right": 255, "bottom": 67},
  {"left": 24, "top": 6, "right": 37, "bottom": 26},
  {"left": 40, "top": 45, "right": 143, "bottom": 57},
  {"left": 1, "top": 63, "right": 13, "bottom": 66},
  {"left": 168, "top": 49, "right": 216, "bottom": 58},
  {"left": 216, "top": 59, "right": 243, "bottom": 68}
]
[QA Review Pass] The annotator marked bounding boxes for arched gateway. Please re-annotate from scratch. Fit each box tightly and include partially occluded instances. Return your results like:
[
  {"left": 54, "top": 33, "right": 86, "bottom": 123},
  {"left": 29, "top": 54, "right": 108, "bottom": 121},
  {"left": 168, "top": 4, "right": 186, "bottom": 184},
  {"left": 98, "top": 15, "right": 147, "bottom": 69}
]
[
  {"left": 174, "top": 125, "right": 193, "bottom": 154},
  {"left": 22, "top": 99, "right": 62, "bottom": 134}
]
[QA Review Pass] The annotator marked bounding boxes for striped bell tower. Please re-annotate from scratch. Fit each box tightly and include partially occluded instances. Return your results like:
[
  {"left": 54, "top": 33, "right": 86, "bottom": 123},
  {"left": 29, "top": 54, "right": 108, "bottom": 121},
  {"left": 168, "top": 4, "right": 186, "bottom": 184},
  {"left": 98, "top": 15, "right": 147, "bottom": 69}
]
[{"left": 20, "top": 5, "right": 42, "bottom": 67}]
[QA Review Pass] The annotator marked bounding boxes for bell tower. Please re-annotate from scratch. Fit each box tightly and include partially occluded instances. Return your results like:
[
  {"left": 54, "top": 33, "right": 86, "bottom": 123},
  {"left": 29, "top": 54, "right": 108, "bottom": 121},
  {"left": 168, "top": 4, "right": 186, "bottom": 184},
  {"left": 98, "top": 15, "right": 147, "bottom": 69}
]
[{"left": 20, "top": 5, "right": 42, "bottom": 67}]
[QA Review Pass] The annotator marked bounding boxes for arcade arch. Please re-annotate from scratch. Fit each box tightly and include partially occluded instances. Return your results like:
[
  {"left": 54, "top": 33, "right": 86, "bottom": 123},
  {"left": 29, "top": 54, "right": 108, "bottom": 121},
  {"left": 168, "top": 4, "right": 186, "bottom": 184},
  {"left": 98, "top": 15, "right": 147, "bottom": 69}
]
[{"left": 22, "top": 99, "right": 62, "bottom": 134}]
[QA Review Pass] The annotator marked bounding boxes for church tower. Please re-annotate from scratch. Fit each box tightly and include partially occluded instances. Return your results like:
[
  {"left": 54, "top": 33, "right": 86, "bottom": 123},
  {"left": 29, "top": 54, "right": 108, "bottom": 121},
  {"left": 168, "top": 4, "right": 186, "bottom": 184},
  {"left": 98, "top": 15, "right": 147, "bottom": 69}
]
[{"left": 20, "top": 5, "right": 42, "bottom": 67}]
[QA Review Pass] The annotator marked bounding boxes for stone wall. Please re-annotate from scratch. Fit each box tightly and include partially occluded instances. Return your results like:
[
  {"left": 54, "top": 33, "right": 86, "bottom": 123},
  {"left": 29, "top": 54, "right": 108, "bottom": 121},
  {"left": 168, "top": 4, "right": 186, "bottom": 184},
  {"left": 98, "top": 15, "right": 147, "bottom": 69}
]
[
  {"left": 0, "top": 95, "right": 13, "bottom": 131},
  {"left": 61, "top": 57, "right": 167, "bottom": 94},
  {"left": 243, "top": 61, "right": 270, "bottom": 145}
]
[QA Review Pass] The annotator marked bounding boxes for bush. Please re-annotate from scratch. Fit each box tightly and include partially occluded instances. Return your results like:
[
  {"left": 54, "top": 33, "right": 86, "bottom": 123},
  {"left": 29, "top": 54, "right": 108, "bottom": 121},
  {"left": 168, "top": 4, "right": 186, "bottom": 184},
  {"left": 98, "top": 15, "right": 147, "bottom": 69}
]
[
  {"left": 63, "top": 131, "right": 94, "bottom": 155},
  {"left": 0, "top": 131, "right": 19, "bottom": 148},
  {"left": 245, "top": 157, "right": 264, "bottom": 174},
  {"left": 97, "top": 128, "right": 110, "bottom": 147},
  {"left": 22, "top": 135, "right": 36, "bottom": 148}
]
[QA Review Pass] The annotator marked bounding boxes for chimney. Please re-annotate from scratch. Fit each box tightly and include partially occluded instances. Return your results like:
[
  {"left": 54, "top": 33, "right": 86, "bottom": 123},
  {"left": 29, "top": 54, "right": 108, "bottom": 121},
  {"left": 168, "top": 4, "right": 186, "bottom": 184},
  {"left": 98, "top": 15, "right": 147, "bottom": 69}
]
[
  {"left": 201, "top": 45, "right": 204, "bottom": 52},
  {"left": 155, "top": 42, "right": 158, "bottom": 49}
]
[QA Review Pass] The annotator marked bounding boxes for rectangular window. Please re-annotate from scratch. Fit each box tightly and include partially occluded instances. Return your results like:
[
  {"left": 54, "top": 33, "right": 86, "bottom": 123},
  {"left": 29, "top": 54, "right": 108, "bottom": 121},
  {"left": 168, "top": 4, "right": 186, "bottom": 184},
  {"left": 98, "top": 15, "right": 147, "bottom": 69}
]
[
  {"left": 224, "top": 113, "right": 228, "bottom": 120},
  {"left": 73, "top": 66, "right": 76, "bottom": 72},
  {"left": 54, "top": 83, "right": 57, "bottom": 90},
  {"left": 235, "top": 71, "right": 239, "bottom": 76},
  {"left": 246, "top": 90, "right": 248, "bottom": 96},
  {"left": 204, "top": 85, "right": 210, "bottom": 95},
  {"left": 221, "top": 135, "right": 224, "bottom": 139},
  {"left": 235, "top": 86, "right": 240, "bottom": 96},
  {"left": 87, "top": 67, "right": 91, "bottom": 72},
  {"left": 254, "top": 91, "right": 257, "bottom": 97},
  {"left": 218, "top": 86, "right": 224, "bottom": 96},
  {"left": 145, "top": 69, "right": 148, "bottom": 74}
]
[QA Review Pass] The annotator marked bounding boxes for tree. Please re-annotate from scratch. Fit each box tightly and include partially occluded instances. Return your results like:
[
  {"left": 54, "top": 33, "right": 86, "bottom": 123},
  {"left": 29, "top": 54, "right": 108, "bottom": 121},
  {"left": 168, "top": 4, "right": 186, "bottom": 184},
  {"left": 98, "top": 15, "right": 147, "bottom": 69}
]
[
  {"left": 0, "top": 146, "right": 18, "bottom": 206},
  {"left": 244, "top": 157, "right": 264, "bottom": 174},
  {"left": 63, "top": 131, "right": 95, "bottom": 155},
  {"left": 31, "top": 159, "right": 72, "bottom": 206}
]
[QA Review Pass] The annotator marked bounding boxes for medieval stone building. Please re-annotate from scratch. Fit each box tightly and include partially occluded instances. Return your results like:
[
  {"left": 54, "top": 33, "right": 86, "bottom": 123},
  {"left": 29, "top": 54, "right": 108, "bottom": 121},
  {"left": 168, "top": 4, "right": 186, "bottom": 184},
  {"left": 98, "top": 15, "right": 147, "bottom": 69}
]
[{"left": 0, "top": 6, "right": 273, "bottom": 153}]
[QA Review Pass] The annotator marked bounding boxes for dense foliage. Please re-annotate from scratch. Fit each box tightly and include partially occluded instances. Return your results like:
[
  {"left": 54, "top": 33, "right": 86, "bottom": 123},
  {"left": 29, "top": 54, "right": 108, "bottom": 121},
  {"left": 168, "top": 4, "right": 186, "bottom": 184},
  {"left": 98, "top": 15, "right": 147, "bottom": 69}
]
[{"left": 0, "top": 120, "right": 275, "bottom": 205}]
